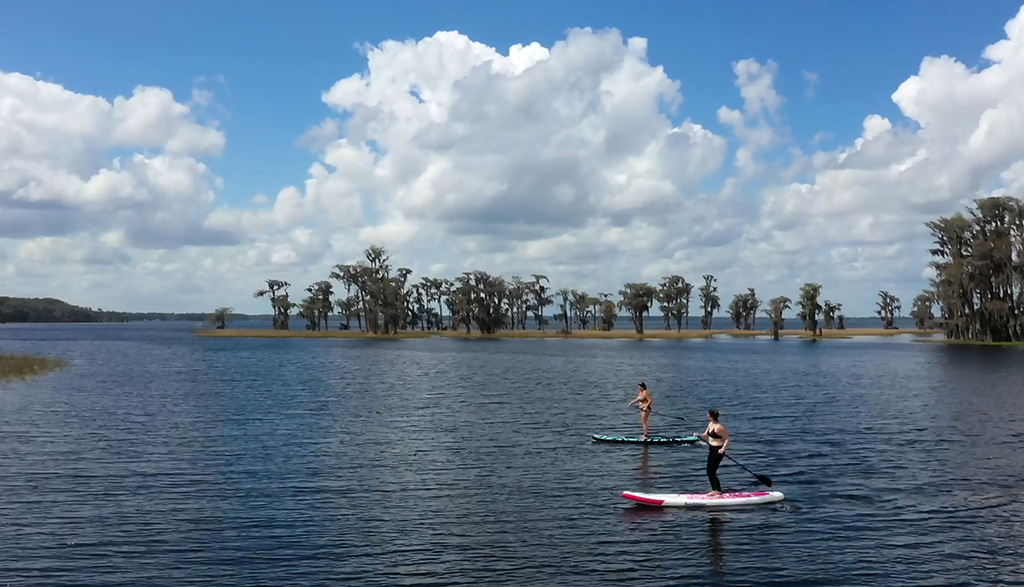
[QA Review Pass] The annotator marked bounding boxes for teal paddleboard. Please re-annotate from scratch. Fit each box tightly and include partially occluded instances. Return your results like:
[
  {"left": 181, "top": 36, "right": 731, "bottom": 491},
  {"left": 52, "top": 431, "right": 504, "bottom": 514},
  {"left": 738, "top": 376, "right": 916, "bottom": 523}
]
[{"left": 591, "top": 434, "right": 699, "bottom": 444}]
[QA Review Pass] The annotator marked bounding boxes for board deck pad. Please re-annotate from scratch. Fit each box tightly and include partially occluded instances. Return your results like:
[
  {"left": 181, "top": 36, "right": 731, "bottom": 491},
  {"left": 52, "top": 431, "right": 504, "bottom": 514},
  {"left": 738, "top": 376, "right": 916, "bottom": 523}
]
[
  {"left": 592, "top": 434, "right": 699, "bottom": 444},
  {"left": 622, "top": 490, "right": 785, "bottom": 507}
]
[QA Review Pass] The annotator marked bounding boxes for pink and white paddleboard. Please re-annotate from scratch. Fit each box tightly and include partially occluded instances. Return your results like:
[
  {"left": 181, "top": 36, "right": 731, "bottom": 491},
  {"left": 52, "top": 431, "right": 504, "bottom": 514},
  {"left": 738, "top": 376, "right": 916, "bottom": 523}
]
[{"left": 622, "top": 490, "right": 785, "bottom": 507}]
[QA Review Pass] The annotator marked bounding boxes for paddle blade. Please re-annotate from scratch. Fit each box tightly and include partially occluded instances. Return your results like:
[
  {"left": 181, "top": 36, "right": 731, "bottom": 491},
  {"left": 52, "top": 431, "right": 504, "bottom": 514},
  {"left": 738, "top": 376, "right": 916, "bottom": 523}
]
[{"left": 755, "top": 474, "right": 773, "bottom": 487}]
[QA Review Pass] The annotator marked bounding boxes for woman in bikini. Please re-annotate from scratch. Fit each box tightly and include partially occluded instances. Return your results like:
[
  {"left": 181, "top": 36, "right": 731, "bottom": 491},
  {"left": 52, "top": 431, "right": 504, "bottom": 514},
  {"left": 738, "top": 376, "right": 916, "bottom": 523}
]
[
  {"left": 627, "top": 382, "right": 653, "bottom": 439},
  {"left": 698, "top": 409, "right": 730, "bottom": 495}
]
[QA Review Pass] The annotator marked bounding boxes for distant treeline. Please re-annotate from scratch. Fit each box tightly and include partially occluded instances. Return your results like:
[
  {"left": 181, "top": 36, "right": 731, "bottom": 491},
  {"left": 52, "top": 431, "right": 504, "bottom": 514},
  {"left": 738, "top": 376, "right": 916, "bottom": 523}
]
[
  {"left": 238, "top": 195, "right": 1018, "bottom": 343},
  {"left": 0, "top": 297, "right": 268, "bottom": 324}
]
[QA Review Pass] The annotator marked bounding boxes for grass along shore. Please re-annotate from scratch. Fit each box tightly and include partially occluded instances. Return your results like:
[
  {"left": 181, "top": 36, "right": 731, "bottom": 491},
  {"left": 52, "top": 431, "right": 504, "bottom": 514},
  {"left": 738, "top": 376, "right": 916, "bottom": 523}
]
[
  {"left": 194, "top": 327, "right": 941, "bottom": 340},
  {"left": 0, "top": 354, "right": 69, "bottom": 383}
]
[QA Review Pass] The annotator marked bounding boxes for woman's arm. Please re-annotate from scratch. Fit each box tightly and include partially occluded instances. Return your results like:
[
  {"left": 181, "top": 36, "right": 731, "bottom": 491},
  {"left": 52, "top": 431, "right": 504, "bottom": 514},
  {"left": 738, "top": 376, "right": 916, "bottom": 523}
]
[{"left": 718, "top": 426, "right": 730, "bottom": 453}]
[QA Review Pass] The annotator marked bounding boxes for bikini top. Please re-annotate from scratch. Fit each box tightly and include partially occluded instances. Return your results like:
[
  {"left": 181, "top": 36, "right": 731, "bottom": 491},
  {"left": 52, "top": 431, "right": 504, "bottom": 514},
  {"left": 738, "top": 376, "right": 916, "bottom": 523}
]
[{"left": 708, "top": 427, "right": 722, "bottom": 439}]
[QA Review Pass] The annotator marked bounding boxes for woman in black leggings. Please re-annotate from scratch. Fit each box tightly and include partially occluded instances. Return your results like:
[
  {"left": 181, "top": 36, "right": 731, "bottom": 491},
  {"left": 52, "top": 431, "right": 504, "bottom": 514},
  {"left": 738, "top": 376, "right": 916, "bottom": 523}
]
[{"left": 698, "top": 409, "right": 730, "bottom": 495}]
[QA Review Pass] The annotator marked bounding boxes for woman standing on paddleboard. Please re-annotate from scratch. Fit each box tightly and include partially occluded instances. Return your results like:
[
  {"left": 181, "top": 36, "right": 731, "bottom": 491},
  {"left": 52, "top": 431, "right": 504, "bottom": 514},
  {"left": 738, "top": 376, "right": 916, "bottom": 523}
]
[
  {"left": 698, "top": 409, "right": 730, "bottom": 495},
  {"left": 628, "top": 382, "right": 653, "bottom": 439}
]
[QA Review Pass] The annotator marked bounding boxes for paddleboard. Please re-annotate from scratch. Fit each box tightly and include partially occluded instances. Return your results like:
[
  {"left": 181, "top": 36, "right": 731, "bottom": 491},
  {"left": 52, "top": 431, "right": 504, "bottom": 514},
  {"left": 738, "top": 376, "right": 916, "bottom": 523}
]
[
  {"left": 592, "top": 434, "right": 699, "bottom": 444},
  {"left": 622, "top": 490, "right": 785, "bottom": 507}
]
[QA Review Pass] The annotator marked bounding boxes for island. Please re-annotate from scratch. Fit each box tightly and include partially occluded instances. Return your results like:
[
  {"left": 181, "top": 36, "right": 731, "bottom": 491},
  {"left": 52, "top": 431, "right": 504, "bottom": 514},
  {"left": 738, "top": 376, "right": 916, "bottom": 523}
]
[{"left": 194, "top": 197, "right": 1022, "bottom": 346}]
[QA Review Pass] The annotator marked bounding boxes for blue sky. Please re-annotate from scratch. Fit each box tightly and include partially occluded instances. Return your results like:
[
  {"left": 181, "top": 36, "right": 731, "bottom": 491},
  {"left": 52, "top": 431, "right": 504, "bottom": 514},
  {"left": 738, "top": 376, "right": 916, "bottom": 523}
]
[
  {"left": 4, "top": 0, "right": 1024, "bottom": 314},
  {"left": 3, "top": 0, "right": 1020, "bottom": 208}
]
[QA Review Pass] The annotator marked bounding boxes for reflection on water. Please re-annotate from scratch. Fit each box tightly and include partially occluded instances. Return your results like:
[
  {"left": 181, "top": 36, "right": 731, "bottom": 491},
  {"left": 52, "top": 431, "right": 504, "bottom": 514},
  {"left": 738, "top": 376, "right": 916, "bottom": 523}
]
[
  {"left": 638, "top": 445, "right": 650, "bottom": 485},
  {"left": 708, "top": 513, "right": 725, "bottom": 577}
]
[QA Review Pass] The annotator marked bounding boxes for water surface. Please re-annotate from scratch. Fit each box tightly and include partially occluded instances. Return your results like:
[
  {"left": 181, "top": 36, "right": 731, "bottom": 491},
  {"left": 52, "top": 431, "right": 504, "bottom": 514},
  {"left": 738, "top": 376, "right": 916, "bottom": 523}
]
[{"left": 1, "top": 323, "right": 1022, "bottom": 585}]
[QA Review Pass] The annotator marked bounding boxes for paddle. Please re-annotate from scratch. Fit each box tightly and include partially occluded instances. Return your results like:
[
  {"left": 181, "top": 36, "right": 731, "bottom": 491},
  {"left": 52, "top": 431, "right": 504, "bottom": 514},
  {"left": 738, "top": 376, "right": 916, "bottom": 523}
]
[
  {"left": 649, "top": 403, "right": 775, "bottom": 488},
  {"left": 697, "top": 436, "right": 773, "bottom": 488},
  {"left": 650, "top": 410, "right": 685, "bottom": 422}
]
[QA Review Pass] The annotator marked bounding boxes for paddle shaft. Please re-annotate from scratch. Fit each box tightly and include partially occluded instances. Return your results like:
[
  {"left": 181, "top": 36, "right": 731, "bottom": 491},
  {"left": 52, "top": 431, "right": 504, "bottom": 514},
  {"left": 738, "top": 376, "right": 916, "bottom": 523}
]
[
  {"left": 646, "top": 407, "right": 773, "bottom": 487},
  {"left": 647, "top": 405, "right": 774, "bottom": 487},
  {"left": 698, "top": 436, "right": 773, "bottom": 487}
]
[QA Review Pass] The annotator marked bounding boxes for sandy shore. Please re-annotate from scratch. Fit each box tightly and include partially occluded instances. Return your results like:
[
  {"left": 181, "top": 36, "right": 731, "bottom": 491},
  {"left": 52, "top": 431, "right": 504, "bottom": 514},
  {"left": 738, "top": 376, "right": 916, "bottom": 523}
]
[{"left": 194, "top": 327, "right": 942, "bottom": 340}]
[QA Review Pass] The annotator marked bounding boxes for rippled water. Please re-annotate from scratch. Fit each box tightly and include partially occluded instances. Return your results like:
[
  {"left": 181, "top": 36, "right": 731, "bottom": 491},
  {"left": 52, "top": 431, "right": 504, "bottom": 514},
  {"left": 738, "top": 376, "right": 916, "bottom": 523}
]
[{"left": 1, "top": 323, "right": 1022, "bottom": 586}]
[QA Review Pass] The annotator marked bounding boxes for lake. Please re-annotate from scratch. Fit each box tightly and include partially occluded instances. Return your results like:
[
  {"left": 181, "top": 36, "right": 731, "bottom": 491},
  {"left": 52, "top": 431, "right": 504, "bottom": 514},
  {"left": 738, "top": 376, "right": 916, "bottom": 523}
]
[{"left": 1, "top": 322, "right": 1022, "bottom": 585}]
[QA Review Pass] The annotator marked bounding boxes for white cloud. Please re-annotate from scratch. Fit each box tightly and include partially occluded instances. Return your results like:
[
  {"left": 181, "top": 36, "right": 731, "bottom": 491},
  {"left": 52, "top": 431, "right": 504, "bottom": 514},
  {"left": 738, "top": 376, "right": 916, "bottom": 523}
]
[
  {"left": 733, "top": 58, "right": 784, "bottom": 117},
  {"left": 756, "top": 3, "right": 1024, "bottom": 264},
  {"left": 108, "top": 86, "right": 225, "bottom": 156},
  {"left": 295, "top": 118, "right": 341, "bottom": 152},
  {"left": 6, "top": 8, "right": 1024, "bottom": 316},
  {"left": 0, "top": 70, "right": 236, "bottom": 251},
  {"left": 14, "top": 235, "right": 132, "bottom": 267},
  {"left": 716, "top": 58, "right": 788, "bottom": 178}
]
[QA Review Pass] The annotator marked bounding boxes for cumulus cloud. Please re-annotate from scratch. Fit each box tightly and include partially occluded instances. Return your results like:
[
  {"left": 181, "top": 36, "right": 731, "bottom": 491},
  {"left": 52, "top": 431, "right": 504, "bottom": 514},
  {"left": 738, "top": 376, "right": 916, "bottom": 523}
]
[
  {"left": 733, "top": 58, "right": 784, "bottom": 117},
  {"left": 295, "top": 118, "right": 341, "bottom": 152},
  {"left": 6, "top": 8, "right": 1024, "bottom": 315},
  {"left": 314, "top": 29, "right": 726, "bottom": 233},
  {"left": 717, "top": 58, "right": 789, "bottom": 179},
  {"left": 756, "top": 4, "right": 1024, "bottom": 257},
  {"left": 0, "top": 70, "right": 236, "bottom": 251}
]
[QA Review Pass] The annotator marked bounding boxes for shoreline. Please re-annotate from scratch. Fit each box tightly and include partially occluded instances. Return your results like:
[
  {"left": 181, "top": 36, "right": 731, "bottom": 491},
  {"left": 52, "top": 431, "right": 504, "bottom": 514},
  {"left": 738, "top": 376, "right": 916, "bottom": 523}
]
[
  {"left": 193, "top": 327, "right": 943, "bottom": 341},
  {"left": 911, "top": 337, "right": 1024, "bottom": 347}
]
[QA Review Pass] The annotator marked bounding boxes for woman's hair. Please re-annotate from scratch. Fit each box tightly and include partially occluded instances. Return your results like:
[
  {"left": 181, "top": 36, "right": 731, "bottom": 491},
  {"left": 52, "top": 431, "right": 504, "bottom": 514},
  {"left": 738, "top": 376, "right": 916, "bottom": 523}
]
[
  {"left": 638, "top": 382, "right": 647, "bottom": 390},
  {"left": 708, "top": 409, "right": 720, "bottom": 421}
]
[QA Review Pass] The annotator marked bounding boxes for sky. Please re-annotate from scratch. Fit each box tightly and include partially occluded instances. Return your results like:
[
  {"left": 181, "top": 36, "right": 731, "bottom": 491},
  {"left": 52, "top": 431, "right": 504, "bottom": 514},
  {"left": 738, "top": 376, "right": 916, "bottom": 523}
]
[{"left": 3, "top": 0, "right": 1024, "bottom": 317}]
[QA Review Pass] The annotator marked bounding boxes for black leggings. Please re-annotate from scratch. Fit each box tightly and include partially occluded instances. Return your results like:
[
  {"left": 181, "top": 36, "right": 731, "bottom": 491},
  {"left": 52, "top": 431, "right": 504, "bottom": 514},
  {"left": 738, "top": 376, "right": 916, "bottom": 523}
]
[{"left": 706, "top": 444, "right": 725, "bottom": 492}]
